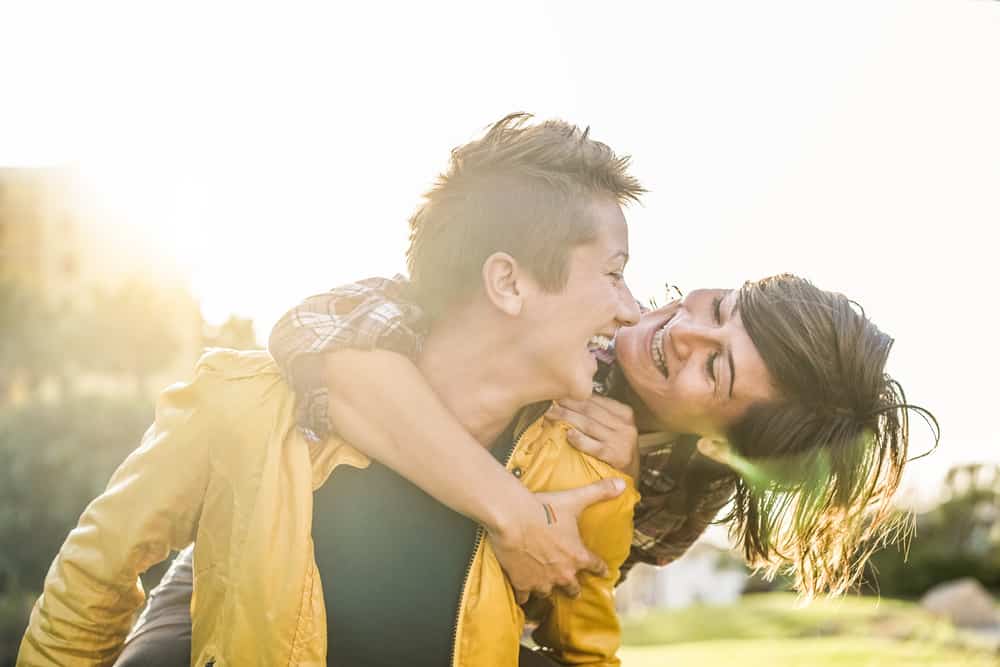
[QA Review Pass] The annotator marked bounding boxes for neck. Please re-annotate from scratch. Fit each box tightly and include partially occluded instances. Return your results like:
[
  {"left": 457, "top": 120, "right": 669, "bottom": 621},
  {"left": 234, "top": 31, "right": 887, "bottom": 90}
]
[{"left": 417, "top": 308, "right": 547, "bottom": 446}]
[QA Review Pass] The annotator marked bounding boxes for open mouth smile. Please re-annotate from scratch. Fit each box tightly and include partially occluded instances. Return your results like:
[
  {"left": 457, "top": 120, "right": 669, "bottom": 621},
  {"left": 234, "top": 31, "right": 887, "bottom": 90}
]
[
  {"left": 588, "top": 333, "right": 615, "bottom": 355},
  {"left": 650, "top": 314, "right": 677, "bottom": 380}
]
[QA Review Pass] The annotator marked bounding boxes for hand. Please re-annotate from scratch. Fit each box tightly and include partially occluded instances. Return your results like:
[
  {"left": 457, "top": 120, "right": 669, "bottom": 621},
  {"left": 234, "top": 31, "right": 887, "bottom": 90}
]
[
  {"left": 546, "top": 396, "right": 640, "bottom": 479},
  {"left": 487, "top": 478, "right": 626, "bottom": 604}
]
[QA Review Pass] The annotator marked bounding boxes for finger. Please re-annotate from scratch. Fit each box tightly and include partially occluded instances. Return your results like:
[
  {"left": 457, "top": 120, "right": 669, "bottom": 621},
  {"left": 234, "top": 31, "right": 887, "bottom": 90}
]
[
  {"left": 515, "top": 588, "right": 530, "bottom": 605},
  {"left": 550, "top": 478, "right": 626, "bottom": 516},
  {"left": 585, "top": 395, "right": 635, "bottom": 422},
  {"left": 557, "top": 581, "right": 582, "bottom": 599},
  {"left": 556, "top": 397, "right": 618, "bottom": 429},
  {"left": 566, "top": 428, "right": 604, "bottom": 459},
  {"left": 547, "top": 404, "right": 613, "bottom": 442},
  {"left": 553, "top": 397, "right": 590, "bottom": 414}
]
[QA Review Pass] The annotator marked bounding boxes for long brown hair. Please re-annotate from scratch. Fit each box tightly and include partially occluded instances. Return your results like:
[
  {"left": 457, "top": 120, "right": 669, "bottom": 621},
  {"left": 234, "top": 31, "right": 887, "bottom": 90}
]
[{"left": 724, "top": 274, "right": 938, "bottom": 597}]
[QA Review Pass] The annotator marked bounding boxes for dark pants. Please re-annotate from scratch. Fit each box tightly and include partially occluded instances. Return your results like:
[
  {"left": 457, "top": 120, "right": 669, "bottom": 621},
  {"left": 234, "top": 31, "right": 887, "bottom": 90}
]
[{"left": 113, "top": 547, "right": 193, "bottom": 667}]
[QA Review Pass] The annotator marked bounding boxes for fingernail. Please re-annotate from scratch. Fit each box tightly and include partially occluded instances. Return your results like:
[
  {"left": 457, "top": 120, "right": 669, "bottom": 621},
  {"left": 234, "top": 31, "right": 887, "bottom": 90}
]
[{"left": 612, "top": 478, "right": 625, "bottom": 492}]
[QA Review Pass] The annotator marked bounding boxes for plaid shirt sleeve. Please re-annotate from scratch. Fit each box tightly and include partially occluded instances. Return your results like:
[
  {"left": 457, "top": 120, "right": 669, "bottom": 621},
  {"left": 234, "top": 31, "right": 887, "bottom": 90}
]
[
  {"left": 619, "top": 437, "right": 737, "bottom": 582},
  {"left": 266, "top": 275, "right": 427, "bottom": 437}
]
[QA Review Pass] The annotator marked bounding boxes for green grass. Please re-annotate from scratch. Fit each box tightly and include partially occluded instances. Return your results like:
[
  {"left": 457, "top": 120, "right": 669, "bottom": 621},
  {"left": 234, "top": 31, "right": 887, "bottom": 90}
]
[
  {"left": 617, "top": 593, "right": 997, "bottom": 666},
  {"left": 619, "top": 638, "right": 997, "bottom": 666},
  {"left": 623, "top": 593, "right": 959, "bottom": 645}
]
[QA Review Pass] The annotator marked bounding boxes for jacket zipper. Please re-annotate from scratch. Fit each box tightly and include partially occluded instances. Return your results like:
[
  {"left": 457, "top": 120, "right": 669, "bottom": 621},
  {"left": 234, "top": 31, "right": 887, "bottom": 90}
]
[{"left": 449, "top": 406, "right": 545, "bottom": 667}]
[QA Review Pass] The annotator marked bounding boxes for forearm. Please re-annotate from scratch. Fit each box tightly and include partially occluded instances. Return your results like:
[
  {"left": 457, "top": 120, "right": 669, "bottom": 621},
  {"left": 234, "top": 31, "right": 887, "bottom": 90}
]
[{"left": 321, "top": 348, "right": 536, "bottom": 534}]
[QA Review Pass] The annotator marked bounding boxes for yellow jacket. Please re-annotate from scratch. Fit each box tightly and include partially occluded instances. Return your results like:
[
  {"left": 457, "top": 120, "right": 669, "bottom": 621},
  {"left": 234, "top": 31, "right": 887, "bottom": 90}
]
[{"left": 18, "top": 350, "right": 639, "bottom": 667}]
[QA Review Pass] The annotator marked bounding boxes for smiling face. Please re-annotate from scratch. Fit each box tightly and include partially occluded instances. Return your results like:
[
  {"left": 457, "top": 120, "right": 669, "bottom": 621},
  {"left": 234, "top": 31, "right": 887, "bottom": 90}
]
[
  {"left": 519, "top": 196, "right": 641, "bottom": 401},
  {"left": 614, "top": 288, "right": 779, "bottom": 439}
]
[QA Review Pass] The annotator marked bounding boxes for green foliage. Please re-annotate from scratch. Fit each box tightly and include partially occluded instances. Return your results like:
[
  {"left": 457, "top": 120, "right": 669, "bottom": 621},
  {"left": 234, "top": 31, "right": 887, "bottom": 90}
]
[
  {"left": 867, "top": 464, "right": 1000, "bottom": 598},
  {"left": 0, "top": 395, "right": 153, "bottom": 662},
  {"left": 1, "top": 278, "right": 188, "bottom": 398},
  {"left": 0, "top": 396, "right": 153, "bottom": 592},
  {"left": 0, "top": 280, "right": 58, "bottom": 395},
  {"left": 73, "top": 280, "right": 182, "bottom": 391},
  {"left": 0, "top": 592, "right": 35, "bottom": 665},
  {"left": 869, "top": 545, "right": 1000, "bottom": 599},
  {"left": 0, "top": 277, "right": 253, "bottom": 662}
]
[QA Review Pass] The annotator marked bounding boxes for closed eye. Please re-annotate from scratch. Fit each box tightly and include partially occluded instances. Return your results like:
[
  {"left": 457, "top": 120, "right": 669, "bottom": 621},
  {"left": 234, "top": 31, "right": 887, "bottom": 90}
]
[
  {"left": 706, "top": 350, "right": 719, "bottom": 383},
  {"left": 712, "top": 295, "right": 723, "bottom": 324}
]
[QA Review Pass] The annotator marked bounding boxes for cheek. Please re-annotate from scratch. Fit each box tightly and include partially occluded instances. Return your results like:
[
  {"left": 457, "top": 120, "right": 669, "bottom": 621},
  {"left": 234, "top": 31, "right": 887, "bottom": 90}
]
[
  {"left": 670, "top": 374, "right": 707, "bottom": 404},
  {"left": 657, "top": 382, "right": 712, "bottom": 429},
  {"left": 591, "top": 281, "right": 620, "bottom": 310}
]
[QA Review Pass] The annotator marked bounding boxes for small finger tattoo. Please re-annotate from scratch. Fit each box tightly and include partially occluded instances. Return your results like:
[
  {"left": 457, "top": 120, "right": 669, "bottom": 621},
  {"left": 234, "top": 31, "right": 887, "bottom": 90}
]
[{"left": 542, "top": 503, "right": 558, "bottom": 525}]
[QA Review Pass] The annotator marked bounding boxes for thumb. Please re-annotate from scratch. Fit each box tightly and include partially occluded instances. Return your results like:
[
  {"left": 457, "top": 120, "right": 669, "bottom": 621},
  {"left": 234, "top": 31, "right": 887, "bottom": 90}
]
[{"left": 562, "top": 478, "right": 626, "bottom": 514}]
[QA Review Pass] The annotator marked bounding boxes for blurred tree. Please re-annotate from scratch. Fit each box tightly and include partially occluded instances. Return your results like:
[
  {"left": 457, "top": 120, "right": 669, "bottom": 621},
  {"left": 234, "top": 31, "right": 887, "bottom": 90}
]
[
  {"left": 74, "top": 280, "right": 181, "bottom": 395},
  {"left": 866, "top": 463, "right": 1000, "bottom": 597},
  {"left": 0, "top": 276, "right": 205, "bottom": 660},
  {"left": 0, "top": 395, "right": 154, "bottom": 661},
  {"left": 0, "top": 280, "right": 55, "bottom": 401}
]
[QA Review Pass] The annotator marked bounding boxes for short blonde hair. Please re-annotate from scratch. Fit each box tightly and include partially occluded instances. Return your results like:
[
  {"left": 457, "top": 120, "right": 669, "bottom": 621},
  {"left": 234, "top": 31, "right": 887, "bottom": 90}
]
[{"left": 406, "top": 112, "right": 644, "bottom": 320}]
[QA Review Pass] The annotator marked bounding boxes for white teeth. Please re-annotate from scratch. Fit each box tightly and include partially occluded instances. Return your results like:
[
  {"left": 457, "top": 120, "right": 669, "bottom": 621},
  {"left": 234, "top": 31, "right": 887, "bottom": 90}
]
[
  {"left": 651, "top": 325, "right": 669, "bottom": 378},
  {"left": 588, "top": 334, "right": 613, "bottom": 352}
]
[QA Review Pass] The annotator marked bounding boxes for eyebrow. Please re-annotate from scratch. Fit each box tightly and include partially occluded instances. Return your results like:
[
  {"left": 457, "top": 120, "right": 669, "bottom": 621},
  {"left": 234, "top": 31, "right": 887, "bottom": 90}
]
[
  {"left": 727, "top": 293, "right": 738, "bottom": 399},
  {"left": 727, "top": 347, "right": 736, "bottom": 400}
]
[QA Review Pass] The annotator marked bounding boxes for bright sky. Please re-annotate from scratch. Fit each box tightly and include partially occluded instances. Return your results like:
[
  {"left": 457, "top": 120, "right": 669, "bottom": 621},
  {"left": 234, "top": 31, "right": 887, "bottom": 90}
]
[{"left": 2, "top": 1, "right": 998, "bottom": 499}]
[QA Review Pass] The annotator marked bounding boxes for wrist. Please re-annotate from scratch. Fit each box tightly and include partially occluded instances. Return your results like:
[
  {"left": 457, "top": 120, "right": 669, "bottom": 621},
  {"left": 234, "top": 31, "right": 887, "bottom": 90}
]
[{"left": 483, "top": 484, "right": 537, "bottom": 540}]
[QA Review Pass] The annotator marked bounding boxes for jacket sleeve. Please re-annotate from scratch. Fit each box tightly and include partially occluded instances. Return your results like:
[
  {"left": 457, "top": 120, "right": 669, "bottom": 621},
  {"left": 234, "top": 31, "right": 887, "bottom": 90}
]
[
  {"left": 17, "top": 362, "right": 227, "bottom": 666},
  {"left": 531, "top": 476, "right": 640, "bottom": 666}
]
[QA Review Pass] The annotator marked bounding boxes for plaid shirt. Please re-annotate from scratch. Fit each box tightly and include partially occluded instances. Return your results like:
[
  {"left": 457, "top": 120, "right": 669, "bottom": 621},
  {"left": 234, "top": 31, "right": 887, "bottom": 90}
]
[{"left": 268, "top": 276, "right": 736, "bottom": 577}]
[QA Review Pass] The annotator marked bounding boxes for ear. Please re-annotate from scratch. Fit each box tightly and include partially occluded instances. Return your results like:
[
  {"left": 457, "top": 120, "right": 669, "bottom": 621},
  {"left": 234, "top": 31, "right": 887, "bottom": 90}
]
[
  {"left": 696, "top": 437, "right": 733, "bottom": 465},
  {"left": 481, "top": 252, "right": 524, "bottom": 316}
]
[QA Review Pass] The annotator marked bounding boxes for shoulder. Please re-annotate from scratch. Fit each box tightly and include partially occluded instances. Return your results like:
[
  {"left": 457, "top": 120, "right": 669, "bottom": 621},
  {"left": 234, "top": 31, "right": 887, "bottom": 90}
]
[
  {"left": 194, "top": 348, "right": 282, "bottom": 380},
  {"left": 187, "top": 349, "right": 289, "bottom": 401},
  {"left": 156, "top": 349, "right": 296, "bottom": 447},
  {"left": 519, "top": 417, "right": 640, "bottom": 511}
]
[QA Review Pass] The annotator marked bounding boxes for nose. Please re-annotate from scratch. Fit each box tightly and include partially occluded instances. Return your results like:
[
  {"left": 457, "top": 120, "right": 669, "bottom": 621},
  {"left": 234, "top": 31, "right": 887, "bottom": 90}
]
[
  {"left": 669, "top": 318, "right": 722, "bottom": 359},
  {"left": 616, "top": 284, "right": 641, "bottom": 327}
]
